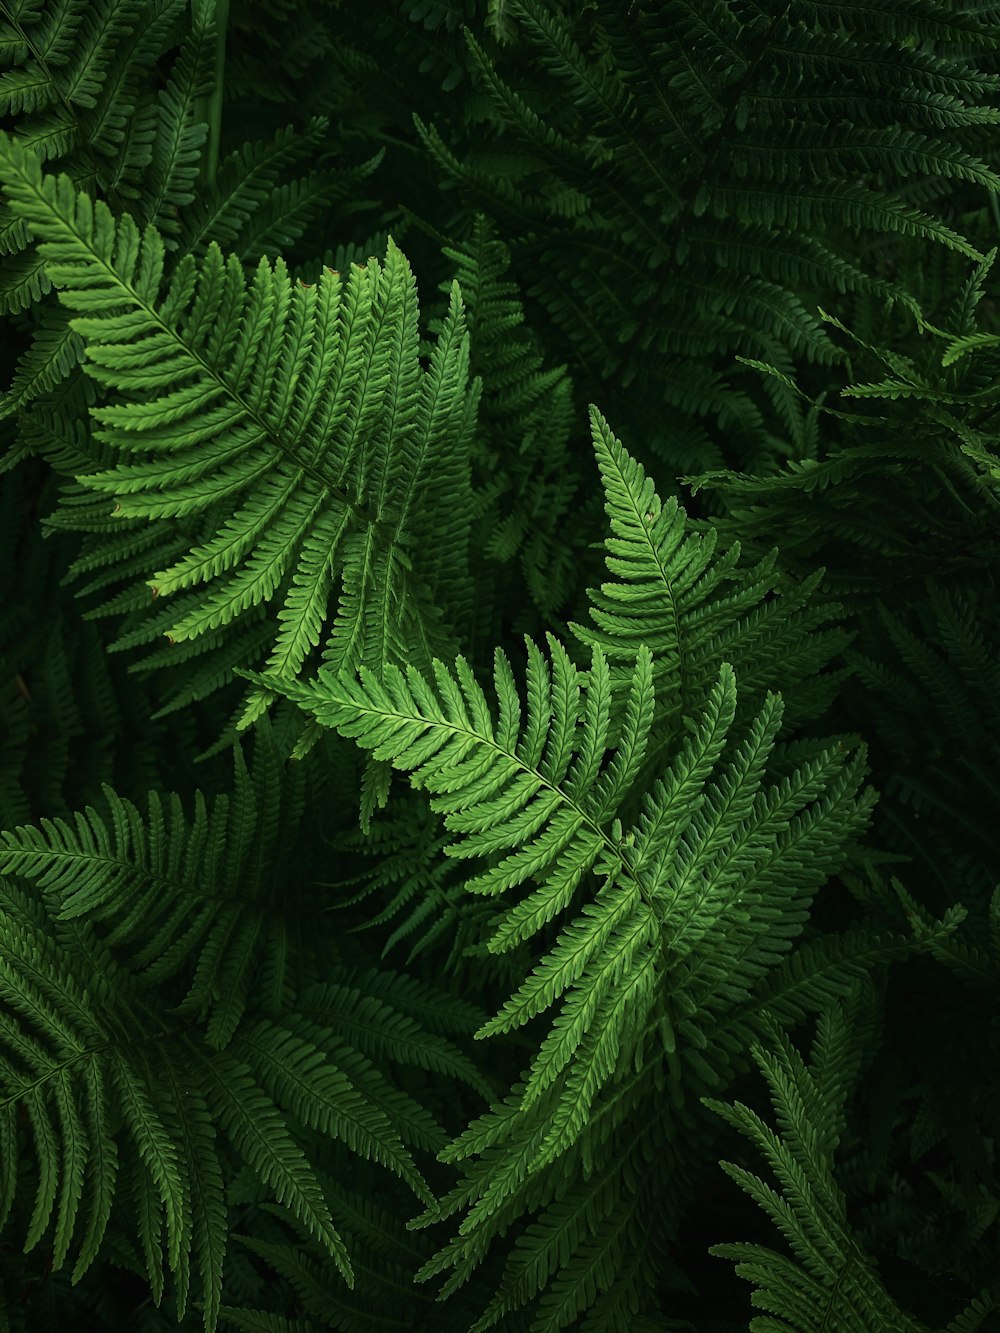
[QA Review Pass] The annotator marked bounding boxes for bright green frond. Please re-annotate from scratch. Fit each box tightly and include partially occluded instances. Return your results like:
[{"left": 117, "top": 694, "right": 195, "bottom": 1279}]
[
  {"left": 0, "top": 135, "right": 480, "bottom": 724},
  {"left": 251, "top": 624, "right": 872, "bottom": 1306},
  {"left": 572, "top": 406, "right": 850, "bottom": 743}
]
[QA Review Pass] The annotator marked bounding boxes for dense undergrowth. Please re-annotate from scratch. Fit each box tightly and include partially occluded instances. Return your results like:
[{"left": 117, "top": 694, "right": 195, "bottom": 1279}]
[{"left": 1, "top": 2, "right": 1000, "bottom": 1330}]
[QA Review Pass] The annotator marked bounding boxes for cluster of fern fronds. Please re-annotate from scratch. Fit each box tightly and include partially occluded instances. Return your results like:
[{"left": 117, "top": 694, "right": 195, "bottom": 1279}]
[{"left": 1, "top": 1, "right": 1000, "bottom": 1330}]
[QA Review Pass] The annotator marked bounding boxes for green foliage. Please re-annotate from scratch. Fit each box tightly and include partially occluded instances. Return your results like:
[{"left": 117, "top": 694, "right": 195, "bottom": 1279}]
[
  {"left": 703, "top": 982, "right": 997, "bottom": 1333},
  {"left": 0, "top": 131, "right": 480, "bottom": 735},
  {"left": 2, "top": 2, "right": 1000, "bottom": 1331},
  {"left": 244, "top": 420, "right": 896, "bottom": 1327},
  {"left": 404, "top": 0, "right": 1000, "bottom": 471},
  {"left": 0, "top": 721, "right": 497, "bottom": 1330},
  {"left": 428, "top": 212, "right": 582, "bottom": 621}
]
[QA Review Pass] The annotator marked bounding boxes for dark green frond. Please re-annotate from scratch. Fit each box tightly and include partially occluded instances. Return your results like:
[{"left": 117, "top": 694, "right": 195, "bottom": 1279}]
[
  {"left": 0, "top": 746, "right": 490, "bottom": 1330},
  {"left": 138, "top": 0, "right": 214, "bottom": 244},
  {"left": 702, "top": 985, "right": 954, "bottom": 1332},
  {"left": 402, "top": 0, "right": 1000, "bottom": 466},
  {"left": 571, "top": 406, "right": 853, "bottom": 787},
  {"left": 0, "top": 720, "right": 300, "bottom": 1048},
  {"left": 433, "top": 212, "right": 584, "bottom": 623}
]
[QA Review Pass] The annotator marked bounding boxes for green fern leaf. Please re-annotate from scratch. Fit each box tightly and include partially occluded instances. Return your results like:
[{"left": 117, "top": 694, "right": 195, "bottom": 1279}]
[
  {"left": 247, "top": 634, "right": 871, "bottom": 1306},
  {"left": 703, "top": 986, "right": 931, "bottom": 1332},
  {"left": 0, "top": 720, "right": 296, "bottom": 1048},
  {"left": 0, "top": 133, "right": 478, "bottom": 725}
]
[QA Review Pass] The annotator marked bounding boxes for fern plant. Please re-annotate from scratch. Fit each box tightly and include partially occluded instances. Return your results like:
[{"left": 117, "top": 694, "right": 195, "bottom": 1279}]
[
  {"left": 245, "top": 413, "right": 966, "bottom": 1331},
  {"left": 0, "top": 132, "right": 481, "bottom": 743},
  {"left": 425, "top": 211, "right": 584, "bottom": 624},
  {"left": 398, "top": 0, "right": 1000, "bottom": 472},
  {"left": 0, "top": 720, "right": 496, "bottom": 1332},
  {"left": 703, "top": 981, "right": 998, "bottom": 1333},
  {"left": 3, "top": 1, "right": 1000, "bottom": 1330}
]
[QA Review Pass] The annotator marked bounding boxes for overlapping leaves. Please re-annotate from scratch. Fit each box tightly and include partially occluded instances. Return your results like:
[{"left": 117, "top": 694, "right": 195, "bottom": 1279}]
[
  {"left": 253, "top": 618, "right": 873, "bottom": 1313},
  {"left": 0, "top": 724, "right": 490, "bottom": 1332},
  {"left": 0, "top": 132, "right": 479, "bottom": 730}
]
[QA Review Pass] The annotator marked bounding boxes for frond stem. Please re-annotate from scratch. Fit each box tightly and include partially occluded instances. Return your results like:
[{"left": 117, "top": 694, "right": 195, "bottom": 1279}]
[{"left": 193, "top": 0, "right": 230, "bottom": 189}]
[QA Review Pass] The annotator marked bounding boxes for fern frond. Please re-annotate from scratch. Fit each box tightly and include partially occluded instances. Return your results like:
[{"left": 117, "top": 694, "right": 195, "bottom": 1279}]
[
  {"left": 702, "top": 985, "right": 932, "bottom": 1332},
  {"left": 228, "top": 1016, "right": 437, "bottom": 1206},
  {"left": 0, "top": 134, "right": 479, "bottom": 726},
  {"left": 248, "top": 634, "right": 872, "bottom": 1316},
  {"left": 571, "top": 406, "right": 852, "bottom": 756},
  {"left": 0, "top": 719, "right": 299, "bottom": 1048},
  {"left": 0, "top": 870, "right": 343, "bottom": 1330},
  {"left": 0, "top": 727, "right": 493, "bottom": 1329},
  {"left": 0, "top": 0, "right": 195, "bottom": 418},
  {"left": 175, "top": 116, "right": 317, "bottom": 256},
  {"left": 139, "top": 0, "right": 213, "bottom": 243},
  {"left": 433, "top": 212, "right": 582, "bottom": 621},
  {"left": 0, "top": 0, "right": 152, "bottom": 165}
]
